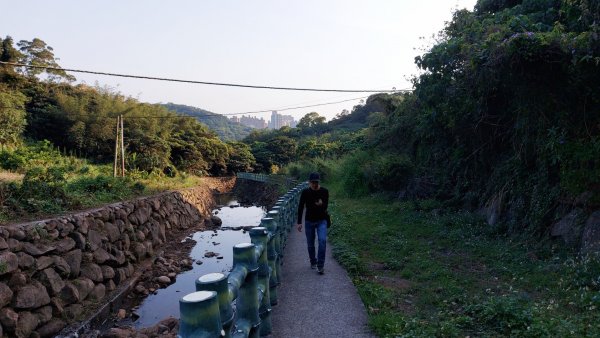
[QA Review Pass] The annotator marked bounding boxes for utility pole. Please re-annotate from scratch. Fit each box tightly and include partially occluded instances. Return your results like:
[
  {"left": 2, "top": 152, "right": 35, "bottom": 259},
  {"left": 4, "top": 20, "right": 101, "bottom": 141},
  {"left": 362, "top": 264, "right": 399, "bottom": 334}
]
[
  {"left": 113, "top": 115, "right": 120, "bottom": 177},
  {"left": 120, "top": 115, "right": 125, "bottom": 177},
  {"left": 113, "top": 115, "right": 126, "bottom": 177}
]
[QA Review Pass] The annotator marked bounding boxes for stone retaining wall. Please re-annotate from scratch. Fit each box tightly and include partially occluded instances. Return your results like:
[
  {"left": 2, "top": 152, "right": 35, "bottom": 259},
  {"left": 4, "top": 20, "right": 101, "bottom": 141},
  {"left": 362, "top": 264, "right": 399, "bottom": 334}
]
[
  {"left": 0, "top": 180, "right": 230, "bottom": 338},
  {"left": 480, "top": 194, "right": 600, "bottom": 254}
]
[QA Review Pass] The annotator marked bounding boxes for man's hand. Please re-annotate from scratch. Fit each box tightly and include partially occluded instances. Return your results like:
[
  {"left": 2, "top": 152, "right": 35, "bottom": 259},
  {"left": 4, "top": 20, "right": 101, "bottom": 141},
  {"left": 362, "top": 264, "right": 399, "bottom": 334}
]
[{"left": 296, "top": 223, "right": 302, "bottom": 232}]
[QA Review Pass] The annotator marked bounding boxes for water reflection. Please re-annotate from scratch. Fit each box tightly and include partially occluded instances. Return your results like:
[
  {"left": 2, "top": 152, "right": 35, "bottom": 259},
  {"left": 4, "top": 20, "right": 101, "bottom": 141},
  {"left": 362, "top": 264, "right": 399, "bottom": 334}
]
[{"left": 133, "top": 194, "right": 266, "bottom": 328}]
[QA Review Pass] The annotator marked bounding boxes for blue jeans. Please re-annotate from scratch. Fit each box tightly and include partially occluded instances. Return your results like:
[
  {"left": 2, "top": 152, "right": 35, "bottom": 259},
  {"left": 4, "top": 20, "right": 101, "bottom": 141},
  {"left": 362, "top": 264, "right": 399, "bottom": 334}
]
[{"left": 304, "top": 219, "right": 327, "bottom": 268}]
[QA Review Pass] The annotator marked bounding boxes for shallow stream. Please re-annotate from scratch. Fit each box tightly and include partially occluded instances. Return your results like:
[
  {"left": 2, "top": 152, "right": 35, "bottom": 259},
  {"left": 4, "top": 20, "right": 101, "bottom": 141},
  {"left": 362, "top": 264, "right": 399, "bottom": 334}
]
[{"left": 132, "top": 194, "right": 267, "bottom": 328}]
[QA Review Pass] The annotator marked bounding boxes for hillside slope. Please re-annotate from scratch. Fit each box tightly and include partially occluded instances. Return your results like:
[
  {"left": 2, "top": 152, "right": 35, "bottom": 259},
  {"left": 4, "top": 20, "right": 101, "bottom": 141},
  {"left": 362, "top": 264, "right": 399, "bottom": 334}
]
[{"left": 163, "top": 103, "right": 253, "bottom": 141}]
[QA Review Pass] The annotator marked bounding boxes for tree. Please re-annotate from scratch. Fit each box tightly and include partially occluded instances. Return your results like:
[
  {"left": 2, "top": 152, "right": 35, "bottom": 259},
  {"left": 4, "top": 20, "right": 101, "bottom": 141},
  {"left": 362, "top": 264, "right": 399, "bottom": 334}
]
[
  {"left": 0, "top": 36, "right": 23, "bottom": 65},
  {"left": 0, "top": 36, "right": 24, "bottom": 83},
  {"left": 297, "top": 112, "right": 326, "bottom": 129},
  {"left": 169, "top": 118, "right": 219, "bottom": 176},
  {"left": 249, "top": 141, "right": 273, "bottom": 173},
  {"left": 198, "top": 138, "right": 230, "bottom": 176},
  {"left": 0, "top": 86, "right": 28, "bottom": 146},
  {"left": 127, "top": 135, "right": 171, "bottom": 172},
  {"left": 297, "top": 138, "right": 324, "bottom": 158},
  {"left": 475, "top": 0, "right": 522, "bottom": 13},
  {"left": 334, "top": 109, "right": 350, "bottom": 120},
  {"left": 267, "top": 136, "right": 298, "bottom": 166},
  {"left": 227, "top": 142, "right": 256, "bottom": 173},
  {"left": 17, "top": 38, "right": 75, "bottom": 82}
]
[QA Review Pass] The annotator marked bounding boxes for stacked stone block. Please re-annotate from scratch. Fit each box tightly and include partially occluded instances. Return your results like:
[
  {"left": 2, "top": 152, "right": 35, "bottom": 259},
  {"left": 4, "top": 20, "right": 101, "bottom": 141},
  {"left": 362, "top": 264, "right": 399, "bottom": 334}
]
[{"left": 0, "top": 186, "right": 217, "bottom": 338}]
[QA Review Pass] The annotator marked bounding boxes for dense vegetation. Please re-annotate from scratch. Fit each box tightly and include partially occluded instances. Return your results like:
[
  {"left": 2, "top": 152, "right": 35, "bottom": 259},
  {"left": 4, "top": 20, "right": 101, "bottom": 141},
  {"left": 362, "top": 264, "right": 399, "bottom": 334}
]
[
  {"left": 0, "top": 35, "right": 257, "bottom": 222},
  {"left": 367, "top": 0, "right": 600, "bottom": 232},
  {"left": 0, "top": 36, "right": 256, "bottom": 177}
]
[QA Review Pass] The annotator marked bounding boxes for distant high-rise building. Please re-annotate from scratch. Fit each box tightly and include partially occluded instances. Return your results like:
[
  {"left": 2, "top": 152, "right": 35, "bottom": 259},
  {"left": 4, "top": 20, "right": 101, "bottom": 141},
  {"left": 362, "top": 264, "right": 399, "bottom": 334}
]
[
  {"left": 268, "top": 111, "right": 297, "bottom": 129},
  {"left": 230, "top": 115, "right": 268, "bottom": 129},
  {"left": 244, "top": 116, "right": 268, "bottom": 129},
  {"left": 231, "top": 112, "right": 296, "bottom": 129}
]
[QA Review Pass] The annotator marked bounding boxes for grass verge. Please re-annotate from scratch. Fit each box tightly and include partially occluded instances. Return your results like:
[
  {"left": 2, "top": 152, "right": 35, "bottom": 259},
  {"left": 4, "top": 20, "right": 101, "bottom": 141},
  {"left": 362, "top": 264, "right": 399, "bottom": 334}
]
[{"left": 328, "top": 194, "right": 600, "bottom": 337}]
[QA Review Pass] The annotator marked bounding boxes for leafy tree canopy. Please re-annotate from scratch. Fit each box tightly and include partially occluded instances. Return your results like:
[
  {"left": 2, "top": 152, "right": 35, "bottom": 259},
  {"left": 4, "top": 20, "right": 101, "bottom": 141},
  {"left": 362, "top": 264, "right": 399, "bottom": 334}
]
[
  {"left": 297, "top": 112, "right": 326, "bottom": 129},
  {"left": 17, "top": 38, "right": 75, "bottom": 82}
]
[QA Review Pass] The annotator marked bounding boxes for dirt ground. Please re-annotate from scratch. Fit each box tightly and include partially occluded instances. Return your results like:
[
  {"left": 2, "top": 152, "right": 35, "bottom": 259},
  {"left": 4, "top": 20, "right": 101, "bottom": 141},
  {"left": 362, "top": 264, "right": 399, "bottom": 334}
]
[
  {"left": 0, "top": 171, "right": 24, "bottom": 183},
  {"left": 77, "top": 178, "right": 280, "bottom": 338}
]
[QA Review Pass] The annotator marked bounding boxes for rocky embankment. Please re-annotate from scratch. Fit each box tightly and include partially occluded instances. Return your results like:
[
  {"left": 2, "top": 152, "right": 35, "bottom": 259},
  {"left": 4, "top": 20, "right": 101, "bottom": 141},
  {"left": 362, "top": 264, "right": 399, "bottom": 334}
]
[{"left": 0, "top": 177, "right": 235, "bottom": 338}]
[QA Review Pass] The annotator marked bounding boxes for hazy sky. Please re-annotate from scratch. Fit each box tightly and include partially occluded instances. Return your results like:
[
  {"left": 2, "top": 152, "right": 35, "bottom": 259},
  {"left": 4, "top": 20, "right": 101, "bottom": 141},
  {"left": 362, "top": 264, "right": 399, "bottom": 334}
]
[{"left": 2, "top": 1, "right": 477, "bottom": 122}]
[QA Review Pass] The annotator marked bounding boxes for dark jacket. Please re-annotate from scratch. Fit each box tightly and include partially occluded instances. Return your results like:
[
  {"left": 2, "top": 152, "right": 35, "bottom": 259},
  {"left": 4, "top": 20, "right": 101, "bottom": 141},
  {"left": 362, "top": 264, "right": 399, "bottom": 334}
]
[{"left": 297, "top": 187, "right": 329, "bottom": 224}]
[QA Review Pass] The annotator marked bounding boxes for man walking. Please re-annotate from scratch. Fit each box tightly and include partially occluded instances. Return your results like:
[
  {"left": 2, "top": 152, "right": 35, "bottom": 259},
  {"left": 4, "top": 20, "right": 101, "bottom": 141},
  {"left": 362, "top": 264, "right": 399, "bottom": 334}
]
[{"left": 296, "top": 172, "right": 329, "bottom": 275}]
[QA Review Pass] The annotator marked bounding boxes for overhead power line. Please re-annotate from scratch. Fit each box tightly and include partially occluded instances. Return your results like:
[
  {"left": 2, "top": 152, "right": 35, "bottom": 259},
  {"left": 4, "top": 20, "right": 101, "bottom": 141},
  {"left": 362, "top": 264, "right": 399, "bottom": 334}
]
[
  {"left": 117, "top": 95, "right": 371, "bottom": 119},
  {"left": 0, "top": 95, "right": 376, "bottom": 119},
  {"left": 0, "top": 61, "right": 410, "bottom": 93},
  {"left": 201, "top": 95, "right": 371, "bottom": 116}
]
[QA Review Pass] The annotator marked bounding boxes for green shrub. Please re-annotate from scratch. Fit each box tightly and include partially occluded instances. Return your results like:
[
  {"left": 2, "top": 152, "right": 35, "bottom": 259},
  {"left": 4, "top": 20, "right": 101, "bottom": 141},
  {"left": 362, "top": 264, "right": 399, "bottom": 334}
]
[
  {"left": 66, "top": 175, "right": 141, "bottom": 205},
  {"left": 282, "top": 158, "right": 334, "bottom": 183},
  {"left": 0, "top": 149, "right": 27, "bottom": 171},
  {"left": 163, "top": 164, "right": 177, "bottom": 178},
  {"left": 558, "top": 137, "right": 600, "bottom": 198},
  {"left": 333, "top": 150, "right": 415, "bottom": 197},
  {"left": 0, "top": 141, "right": 204, "bottom": 224},
  {"left": 78, "top": 165, "right": 98, "bottom": 176},
  {"left": 285, "top": 162, "right": 307, "bottom": 180},
  {"left": 126, "top": 169, "right": 150, "bottom": 180},
  {"left": 370, "top": 153, "right": 414, "bottom": 192},
  {"left": 463, "top": 296, "right": 533, "bottom": 335},
  {"left": 132, "top": 182, "right": 146, "bottom": 193},
  {"left": 16, "top": 166, "right": 70, "bottom": 213},
  {"left": 0, "top": 141, "right": 78, "bottom": 172},
  {"left": 337, "top": 150, "right": 372, "bottom": 197},
  {"left": 70, "top": 175, "right": 118, "bottom": 193}
]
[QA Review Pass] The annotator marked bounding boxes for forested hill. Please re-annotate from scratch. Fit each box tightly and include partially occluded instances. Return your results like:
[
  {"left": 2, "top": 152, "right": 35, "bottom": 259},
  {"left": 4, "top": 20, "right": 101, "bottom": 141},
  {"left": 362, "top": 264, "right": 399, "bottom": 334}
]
[
  {"left": 0, "top": 36, "right": 257, "bottom": 178},
  {"left": 326, "top": 93, "right": 404, "bottom": 132},
  {"left": 162, "top": 103, "right": 252, "bottom": 141}
]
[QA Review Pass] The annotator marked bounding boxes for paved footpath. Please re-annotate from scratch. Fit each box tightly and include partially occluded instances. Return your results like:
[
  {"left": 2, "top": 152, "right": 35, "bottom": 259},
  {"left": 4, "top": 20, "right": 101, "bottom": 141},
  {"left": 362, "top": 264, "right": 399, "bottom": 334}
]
[{"left": 270, "top": 228, "right": 375, "bottom": 338}]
